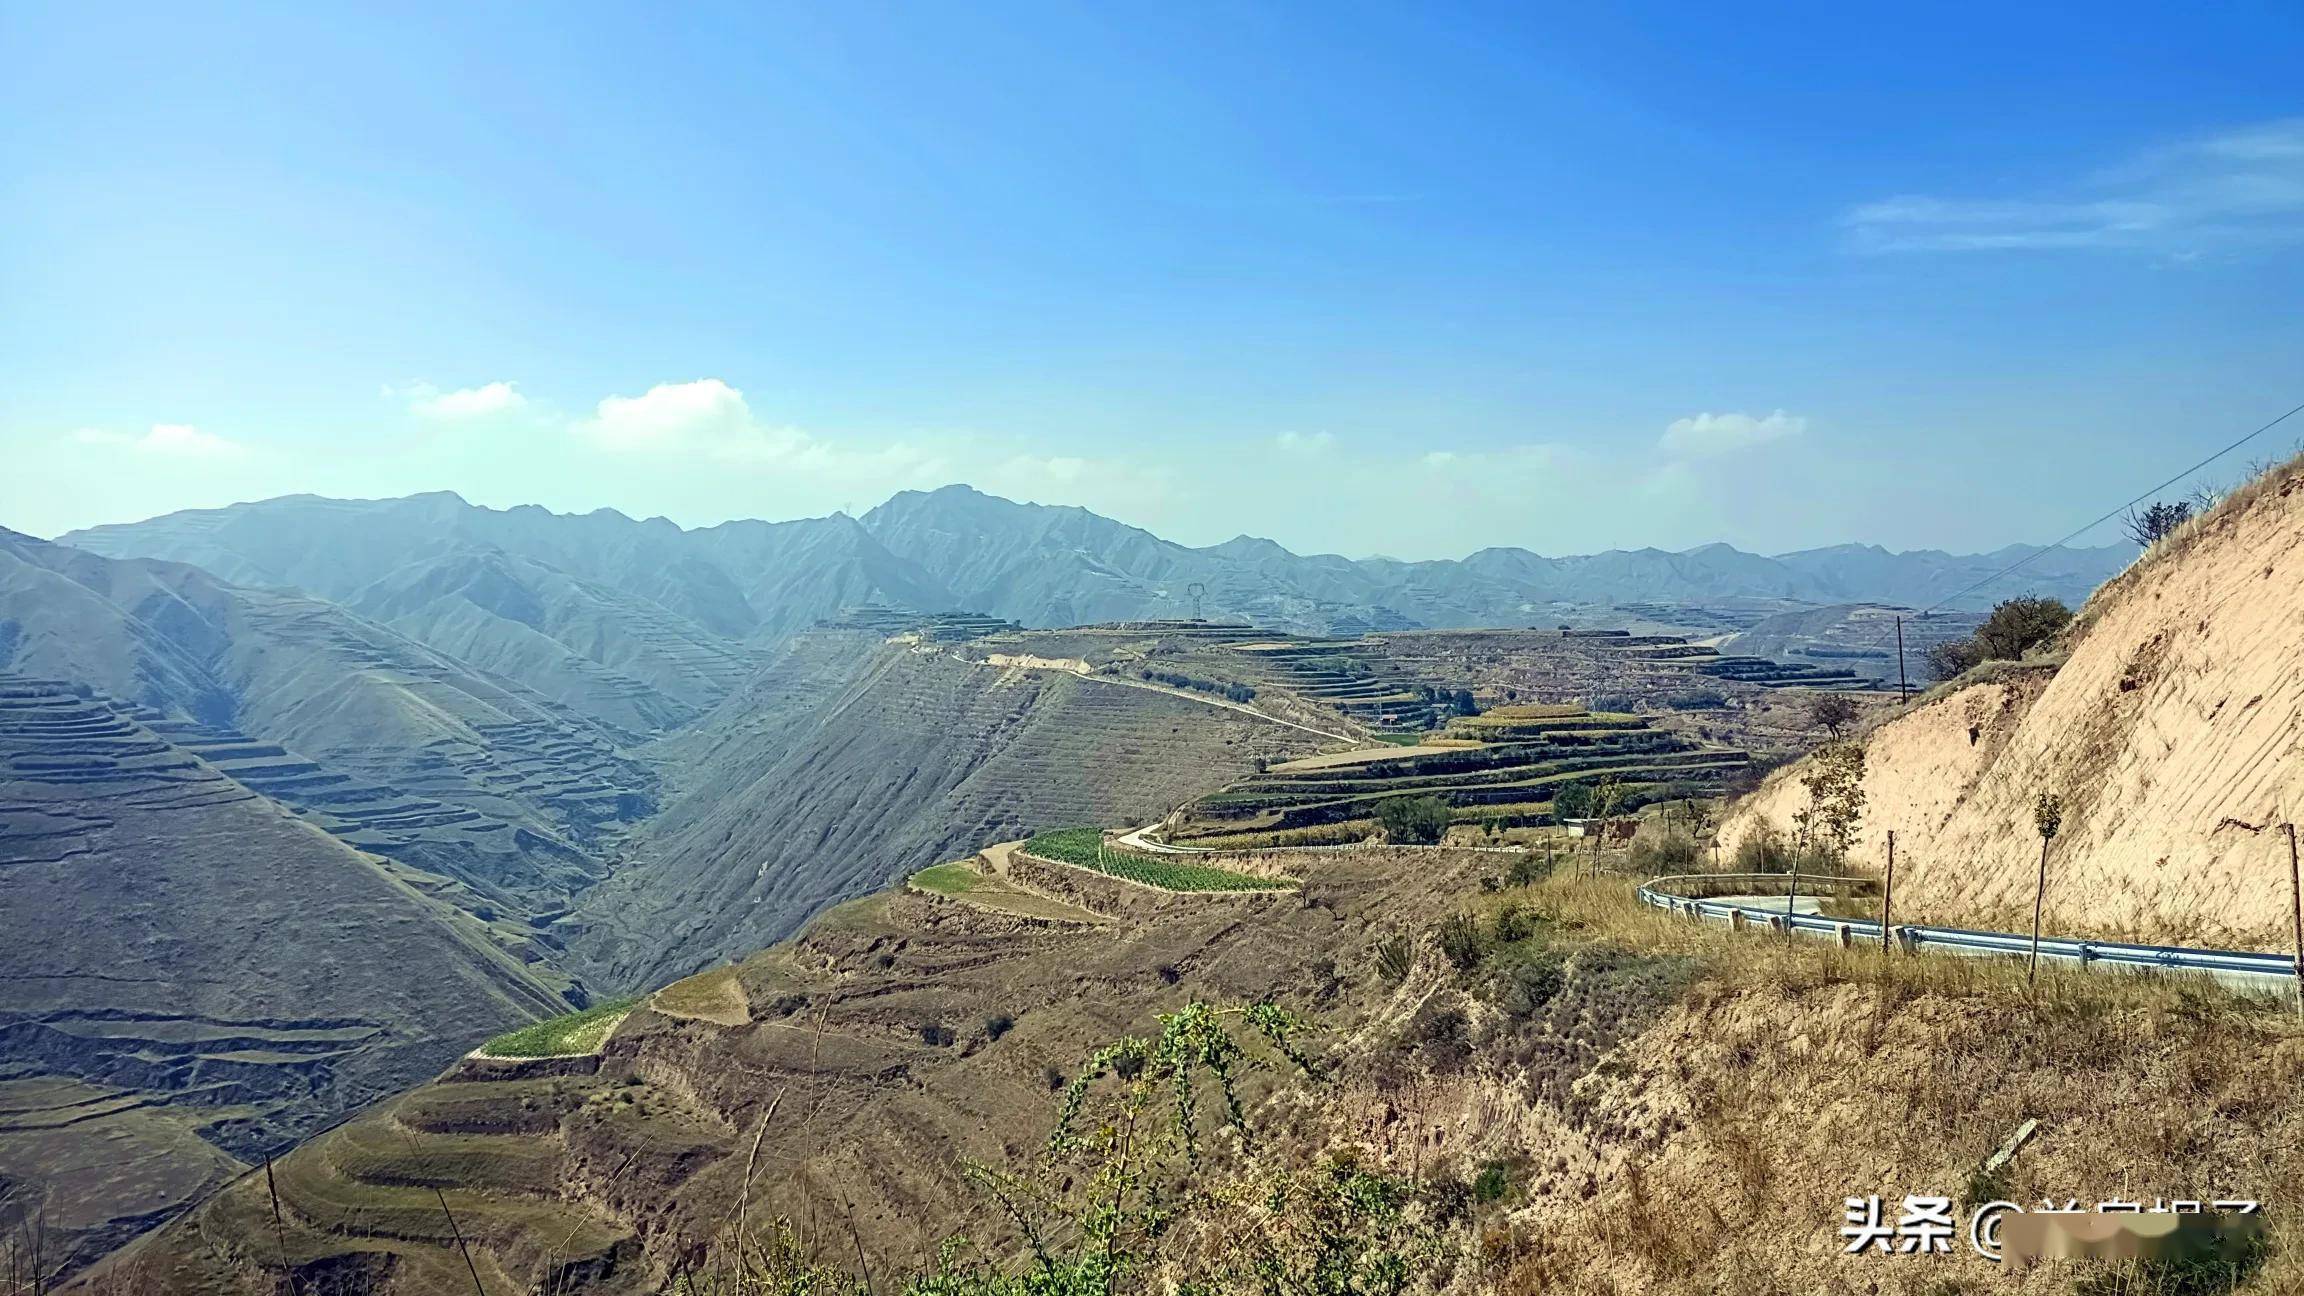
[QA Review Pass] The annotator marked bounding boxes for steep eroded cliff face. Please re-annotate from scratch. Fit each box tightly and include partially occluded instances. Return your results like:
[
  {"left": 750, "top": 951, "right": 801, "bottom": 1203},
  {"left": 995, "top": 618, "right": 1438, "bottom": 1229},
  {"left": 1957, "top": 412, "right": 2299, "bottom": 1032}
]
[{"left": 1725, "top": 456, "right": 2304, "bottom": 947}]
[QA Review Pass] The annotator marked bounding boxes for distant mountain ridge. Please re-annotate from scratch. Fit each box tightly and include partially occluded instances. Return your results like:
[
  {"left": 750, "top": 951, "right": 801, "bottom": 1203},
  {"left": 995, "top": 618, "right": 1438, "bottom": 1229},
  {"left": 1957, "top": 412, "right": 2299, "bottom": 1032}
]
[{"left": 56, "top": 484, "right": 2131, "bottom": 642}]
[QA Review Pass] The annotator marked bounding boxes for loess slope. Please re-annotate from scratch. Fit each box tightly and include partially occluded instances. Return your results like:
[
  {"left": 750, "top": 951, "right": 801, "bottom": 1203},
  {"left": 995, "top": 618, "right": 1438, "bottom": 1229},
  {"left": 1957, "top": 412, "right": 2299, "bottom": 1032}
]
[
  {"left": 1723, "top": 454, "right": 2304, "bottom": 948},
  {"left": 0, "top": 675, "right": 570, "bottom": 1276}
]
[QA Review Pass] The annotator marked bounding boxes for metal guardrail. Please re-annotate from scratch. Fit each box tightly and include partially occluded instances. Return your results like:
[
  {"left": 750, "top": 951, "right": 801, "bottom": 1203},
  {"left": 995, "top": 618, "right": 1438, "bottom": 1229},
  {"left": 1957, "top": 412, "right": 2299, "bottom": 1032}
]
[{"left": 1637, "top": 873, "right": 2303, "bottom": 987}]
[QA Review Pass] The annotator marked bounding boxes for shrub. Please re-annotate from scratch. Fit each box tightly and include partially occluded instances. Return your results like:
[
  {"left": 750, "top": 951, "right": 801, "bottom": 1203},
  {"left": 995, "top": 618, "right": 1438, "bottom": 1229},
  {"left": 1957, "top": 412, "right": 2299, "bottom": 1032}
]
[
  {"left": 1485, "top": 953, "right": 1567, "bottom": 1020},
  {"left": 2123, "top": 499, "right": 2193, "bottom": 547},
  {"left": 1373, "top": 936, "right": 1414, "bottom": 984},
  {"left": 1472, "top": 1160, "right": 1513, "bottom": 1204},
  {"left": 1507, "top": 851, "right": 1551, "bottom": 888},
  {"left": 1627, "top": 831, "right": 1703, "bottom": 875},
  {"left": 920, "top": 1022, "right": 956, "bottom": 1047},
  {"left": 1437, "top": 913, "right": 1486, "bottom": 972},
  {"left": 1042, "top": 1065, "right": 1066, "bottom": 1091},
  {"left": 982, "top": 1012, "right": 1015, "bottom": 1042},
  {"left": 1377, "top": 794, "right": 1452, "bottom": 845},
  {"left": 1492, "top": 901, "right": 1532, "bottom": 944},
  {"left": 1729, "top": 822, "right": 1836, "bottom": 874},
  {"left": 1666, "top": 688, "right": 1727, "bottom": 710},
  {"left": 1407, "top": 1003, "right": 1471, "bottom": 1070}
]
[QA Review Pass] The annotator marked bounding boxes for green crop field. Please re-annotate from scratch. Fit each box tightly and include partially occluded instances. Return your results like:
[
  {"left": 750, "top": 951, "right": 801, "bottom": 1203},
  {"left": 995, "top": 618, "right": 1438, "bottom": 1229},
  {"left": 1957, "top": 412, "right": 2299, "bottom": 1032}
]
[
  {"left": 1024, "top": 828, "right": 1293, "bottom": 892},
  {"left": 910, "top": 862, "right": 982, "bottom": 896},
  {"left": 481, "top": 997, "right": 637, "bottom": 1058}
]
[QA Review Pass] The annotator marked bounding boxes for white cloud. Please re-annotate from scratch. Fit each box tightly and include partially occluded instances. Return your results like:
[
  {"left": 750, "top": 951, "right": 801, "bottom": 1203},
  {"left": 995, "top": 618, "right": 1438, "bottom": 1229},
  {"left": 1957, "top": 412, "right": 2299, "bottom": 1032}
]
[
  {"left": 1847, "top": 117, "right": 2304, "bottom": 255},
  {"left": 575, "top": 378, "right": 952, "bottom": 486},
  {"left": 1659, "top": 410, "right": 1805, "bottom": 456},
  {"left": 69, "top": 424, "right": 246, "bottom": 457},
  {"left": 410, "top": 380, "right": 527, "bottom": 421},
  {"left": 1274, "top": 430, "right": 1335, "bottom": 454},
  {"left": 582, "top": 378, "right": 776, "bottom": 454}
]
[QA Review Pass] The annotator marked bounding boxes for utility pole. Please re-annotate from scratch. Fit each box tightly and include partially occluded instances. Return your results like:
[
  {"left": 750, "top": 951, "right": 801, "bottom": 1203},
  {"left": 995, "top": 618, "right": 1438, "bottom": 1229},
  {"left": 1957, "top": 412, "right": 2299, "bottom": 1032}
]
[
  {"left": 1895, "top": 616, "right": 1910, "bottom": 703},
  {"left": 1880, "top": 830, "right": 1896, "bottom": 954}
]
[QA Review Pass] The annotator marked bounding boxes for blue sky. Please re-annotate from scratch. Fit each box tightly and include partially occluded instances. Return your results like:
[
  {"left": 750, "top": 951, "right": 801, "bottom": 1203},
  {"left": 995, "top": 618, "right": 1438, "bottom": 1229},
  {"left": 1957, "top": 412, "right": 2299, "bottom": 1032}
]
[{"left": 3, "top": 2, "right": 2300, "bottom": 558}]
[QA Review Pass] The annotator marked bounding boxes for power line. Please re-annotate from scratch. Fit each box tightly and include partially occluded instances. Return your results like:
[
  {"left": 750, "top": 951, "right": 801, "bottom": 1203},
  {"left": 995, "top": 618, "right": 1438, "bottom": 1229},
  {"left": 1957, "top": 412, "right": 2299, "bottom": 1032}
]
[{"left": 1921, "top": 397, "right": 2304, "bottom": 616}]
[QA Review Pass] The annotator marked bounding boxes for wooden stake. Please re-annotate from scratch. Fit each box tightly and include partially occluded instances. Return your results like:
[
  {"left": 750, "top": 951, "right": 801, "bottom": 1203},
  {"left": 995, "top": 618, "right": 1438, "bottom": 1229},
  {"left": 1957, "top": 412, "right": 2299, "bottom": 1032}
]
[
  {"left": 2286, "top": 822, "right": 2302, "bottom": 1018},
  {"left": 2028, "top": 836, "right": 2050, "bottom": 985},
  {"left": 1880, "top": 830, "right": 1896, "bottom": 954}
]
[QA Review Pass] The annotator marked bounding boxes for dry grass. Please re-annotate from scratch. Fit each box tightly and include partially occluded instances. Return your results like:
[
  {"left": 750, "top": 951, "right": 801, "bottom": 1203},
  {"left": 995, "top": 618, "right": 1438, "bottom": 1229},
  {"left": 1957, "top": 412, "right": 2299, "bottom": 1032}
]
[
  {"left": 1475, "top": 871, "right": 2304, "bottom": 1294},
  {"left": 1503, "top": 871, "right": 2298, "bottom": 1017}
]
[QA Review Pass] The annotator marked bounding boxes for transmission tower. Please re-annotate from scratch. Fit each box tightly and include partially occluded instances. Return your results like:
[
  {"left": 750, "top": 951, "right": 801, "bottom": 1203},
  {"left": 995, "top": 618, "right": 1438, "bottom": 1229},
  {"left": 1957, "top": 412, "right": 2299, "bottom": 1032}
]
[{"left": 1186, "top": 581, "right": 1207, "bottom": 621}]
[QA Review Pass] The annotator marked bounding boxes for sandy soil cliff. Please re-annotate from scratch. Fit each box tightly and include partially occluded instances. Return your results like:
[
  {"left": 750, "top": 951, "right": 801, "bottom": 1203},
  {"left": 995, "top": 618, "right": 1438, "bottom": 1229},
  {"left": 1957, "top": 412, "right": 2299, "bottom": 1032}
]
[{"left": 1723, "top": 457, "right": 2304, "bottom": 947}]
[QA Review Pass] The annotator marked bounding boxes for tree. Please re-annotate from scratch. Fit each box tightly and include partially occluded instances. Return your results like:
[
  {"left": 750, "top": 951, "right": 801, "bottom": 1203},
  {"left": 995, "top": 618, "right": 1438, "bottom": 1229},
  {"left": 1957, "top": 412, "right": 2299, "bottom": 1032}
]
[
  {"left": 1924, "top": 637, "right": 1984, "bottom": 683},
  {"left": 1924, "top": 596, "right": 2073, "bottom": 683},
  {"left": 1551, "top": 781, "right": 1594, "bottom": 822},
  {"left": 1808, "top": 693, "right": 1861, "bottom": 740},
  {"left": 1974, "top": 596, "right": 2072, "bottom": 661},
  {"left": 2028, "top": 792, "right": 2064, "bottom": 985},
  {"left": 1451, "top": 688, "right": 1477, "bottom": 716},
  {"left": 1376, "top": 794, "right": 1451, "bottom": 845},
  {"left": 1800, "top": 743, "right": 1866, "bottom": 861},
  {"left": 1586, "top": 774, "right": 1627, "bottom": 875},
  {"left": 2122, "top": 499, "right": 2194, "bottom": 547}
]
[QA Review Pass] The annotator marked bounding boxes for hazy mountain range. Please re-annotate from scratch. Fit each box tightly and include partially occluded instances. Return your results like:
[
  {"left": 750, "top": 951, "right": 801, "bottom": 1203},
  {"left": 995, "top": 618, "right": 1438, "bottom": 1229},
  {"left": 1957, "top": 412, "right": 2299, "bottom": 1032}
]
[{"left": 58, "top": 484, "right": 2130, "bottom": 647}]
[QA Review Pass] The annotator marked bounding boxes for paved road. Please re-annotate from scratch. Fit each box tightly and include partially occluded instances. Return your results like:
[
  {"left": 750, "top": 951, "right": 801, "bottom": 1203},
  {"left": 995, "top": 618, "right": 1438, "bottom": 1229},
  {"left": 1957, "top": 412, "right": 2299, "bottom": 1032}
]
[
  {"left": 1704, "top": 893, "right": 1823, "bottom": 915},
  {"left": 980, "top": 652, "right": 1358, "bottom": 744},
  {"left": 1654, "top": 883, "right": 2301, "bottom": 999}
]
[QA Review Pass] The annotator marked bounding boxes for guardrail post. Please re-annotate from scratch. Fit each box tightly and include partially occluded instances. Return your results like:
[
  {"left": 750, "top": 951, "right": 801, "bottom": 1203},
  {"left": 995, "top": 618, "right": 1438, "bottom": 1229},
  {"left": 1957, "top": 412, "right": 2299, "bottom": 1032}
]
[
  {"left": 1837, "top": 923, "right": 1852, "bottom": 949},
  {"left": 1730, "top": 909, "right": 1746, "bottom": 934}
]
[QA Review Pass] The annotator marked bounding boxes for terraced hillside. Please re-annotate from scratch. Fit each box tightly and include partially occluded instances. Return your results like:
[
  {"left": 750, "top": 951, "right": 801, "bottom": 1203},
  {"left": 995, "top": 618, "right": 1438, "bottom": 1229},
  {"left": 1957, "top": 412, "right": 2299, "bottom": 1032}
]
[
  {"left": 218, "top": 586, "right": 660, "bottom": 853},
  {"left": 563, "top": 639, "right": 1314, "bottom": 988},
  {"left": 0, "top": 529, "right": 658, "bottom": 859},
  {"left": 140, "top": 718, "right": 596, "bottom": 979},
  {"left": 0, "top": 675, "right": 572, "bottom": 1275},
  {"left": 1373, "top": 627, "right": 1879, "bottom": 703},
  {"left": 1222, "top": 638, "right": 1444, "bottom": 732},
  {"left": 102, "top": 844, "right": 1476, "bottom": 1294},
  {"left": 1168, "top": 703, "right": 1750, "bottom": 848}
]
